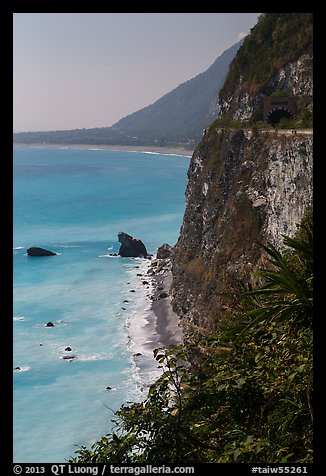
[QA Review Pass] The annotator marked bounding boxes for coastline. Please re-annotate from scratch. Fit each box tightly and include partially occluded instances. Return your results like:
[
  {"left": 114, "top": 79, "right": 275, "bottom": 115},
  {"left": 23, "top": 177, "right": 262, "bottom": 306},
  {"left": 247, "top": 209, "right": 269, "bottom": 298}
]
[
  {"left": 126, "top": 255, "right": 183, "bottom": 388},
  {"left": 13, "top": 143, "right": 194, "bottom": 157},
  {"left": 150, "top": 266, "right": 183, "bottom": 349}
]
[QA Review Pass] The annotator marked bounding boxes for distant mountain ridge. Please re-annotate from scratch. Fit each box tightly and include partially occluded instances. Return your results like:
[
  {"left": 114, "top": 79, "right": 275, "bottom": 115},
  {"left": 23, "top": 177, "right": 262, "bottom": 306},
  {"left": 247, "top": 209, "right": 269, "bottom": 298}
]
[
  {"left": 13, "top": 40, "right": 243, "bottom": 147},
  {"left": 110, "top": 39, "right": 243, "bottom": 144}
]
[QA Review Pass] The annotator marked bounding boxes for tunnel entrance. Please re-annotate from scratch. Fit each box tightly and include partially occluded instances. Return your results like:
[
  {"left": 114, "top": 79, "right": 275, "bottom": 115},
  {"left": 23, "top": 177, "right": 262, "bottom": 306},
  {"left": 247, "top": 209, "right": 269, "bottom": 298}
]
[
  {"left": 263, "top": 96, "right": 297, "bottom": 126},
  {"left": 266, "top": 108, "right": 293, "bottom": 126}
]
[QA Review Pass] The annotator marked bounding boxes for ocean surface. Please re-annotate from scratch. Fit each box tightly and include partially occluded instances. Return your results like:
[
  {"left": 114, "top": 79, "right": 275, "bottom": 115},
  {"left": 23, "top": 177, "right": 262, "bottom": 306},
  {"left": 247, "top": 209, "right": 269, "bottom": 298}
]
[{"left": 13, "top": 147, "right": 190, "bottom": 462}]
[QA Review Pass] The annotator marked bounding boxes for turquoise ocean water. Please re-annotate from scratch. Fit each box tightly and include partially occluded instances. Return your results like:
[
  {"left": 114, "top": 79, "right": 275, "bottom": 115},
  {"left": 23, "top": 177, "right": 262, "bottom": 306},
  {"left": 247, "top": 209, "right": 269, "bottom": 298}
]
[{"left": 13, "top": 147, "right": 190, "bottom": 462}]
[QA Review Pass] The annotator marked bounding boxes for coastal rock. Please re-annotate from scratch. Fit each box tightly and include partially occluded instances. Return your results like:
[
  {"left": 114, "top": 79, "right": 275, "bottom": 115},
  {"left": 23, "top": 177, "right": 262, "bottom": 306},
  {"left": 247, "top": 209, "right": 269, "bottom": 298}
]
[
  {"left": 65, "top": 347, "right": 72, "bottom": 351},
  {"left": 159, "top": 292, "right": 168, "bottom": 299},
  {"left": 157, "top": 243, "right": 174, "bottom": 259},
  {"left": 63, "top": 355, "right": 76, "bottom": 360},
  {"left": 118, "top": 232, "right": 148, "bottom": 258},
  {"left": 45, "top": 322, "right": 54, "bottom": 327},
  {"left": 14, "top": 367, "right": 21, "bottom": 371},
  {"left": 27, "top": 247, "right": 57, "bottom": 257},
  {"left": 106, "top": 386, "right": 112, "bottom": 390}
]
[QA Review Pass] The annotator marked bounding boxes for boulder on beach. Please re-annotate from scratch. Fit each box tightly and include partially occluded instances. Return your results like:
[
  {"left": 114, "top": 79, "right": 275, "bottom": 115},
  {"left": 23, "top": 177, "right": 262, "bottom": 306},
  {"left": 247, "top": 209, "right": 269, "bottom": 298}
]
[
  {"left": 157, "top": 243, "right": 173, "bottom": 259},
  {"left": 27, "top": 247, "right": 57, "bottom": 257},
  {"left": 118, "top": 232, "right": 148, "bottom": 258}
]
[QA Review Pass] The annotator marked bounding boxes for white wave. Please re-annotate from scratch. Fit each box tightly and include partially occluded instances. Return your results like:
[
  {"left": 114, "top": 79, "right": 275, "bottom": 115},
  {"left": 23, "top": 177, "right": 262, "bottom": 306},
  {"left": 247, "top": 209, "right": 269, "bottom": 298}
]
[
  {"left": 13, "top": 366, "right": 31, "bottom": 372},
  {"left": 13, "top": 246, "right": 25, "bottom": 250},
  {"left": 58, "top": 345, "right": 74, "bottom": 352},
  {"left": 141, "top": 151, "right": 191, "bottom": 157},
  {"left": 52, "top": 244, "right": 82, "bottom": 248},
  {"left": 110, "top": 149, "right": 192, "bottom": 158},
  {"left": 107, "top": 246, "right": 114, "bottom": 251},
  {"left": 77, "top": 353, "right": 113, "bottom": 362},
  {"left": 98, "top": 254, "right": 120, "bottom": 258},
  {"left": 122, "top": 260, "right": 165, "bottom": 389},
  {"left": 24, "top": 252, "right": 62, "bottom": 256},
  {"left": 13, "top": 316, "right": 26, "bottom": 321},
  {"left": 43, "top": 319, "right": 67, "bottom": 327}
]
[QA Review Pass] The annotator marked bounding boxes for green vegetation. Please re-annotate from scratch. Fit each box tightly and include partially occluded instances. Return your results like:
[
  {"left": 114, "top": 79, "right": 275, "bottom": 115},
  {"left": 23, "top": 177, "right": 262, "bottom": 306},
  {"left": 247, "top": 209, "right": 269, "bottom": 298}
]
[
  {"left": 208, "top": 117, "right": 270, "bottom": 130},
  {"left": 276, "top": 110, "right": 313, "bottom": 129},
  {"left": 70, "top": 213, "right": 313, "bottom": 463},
  {"left": 208, "top": 108, "right": 313, "bottom": 131},
  {"left": 269, "top": 91, "right": 290, "bottom": 99},
  {"left": 220, "top": 13, "right": 313, "bottom": 99}
]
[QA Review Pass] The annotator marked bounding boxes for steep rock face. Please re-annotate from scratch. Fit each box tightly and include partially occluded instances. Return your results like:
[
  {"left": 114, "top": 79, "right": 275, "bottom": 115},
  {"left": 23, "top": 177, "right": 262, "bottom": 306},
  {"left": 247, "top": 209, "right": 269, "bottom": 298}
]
[
  {"left": 219, "top": 53, "right": 313, "bottom": 121},
  {"left": 171, "top": 13, "right": 313, "bottom": 332},
  {"left": 171, "top": 128, "right": 313, "bottom": 331},
  {"left": 218, "top": 13, "right": 313, "bottom": 122}
]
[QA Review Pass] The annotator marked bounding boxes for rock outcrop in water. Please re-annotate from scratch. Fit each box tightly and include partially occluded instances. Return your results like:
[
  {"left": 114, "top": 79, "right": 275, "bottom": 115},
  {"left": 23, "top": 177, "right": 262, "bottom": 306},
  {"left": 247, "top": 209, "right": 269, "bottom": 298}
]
[
  {"left": 118, "top": 232, "right": 148, "bottom": 258},
  {"left": 27, "top": 247, "right": 57, "bottom": 257}
]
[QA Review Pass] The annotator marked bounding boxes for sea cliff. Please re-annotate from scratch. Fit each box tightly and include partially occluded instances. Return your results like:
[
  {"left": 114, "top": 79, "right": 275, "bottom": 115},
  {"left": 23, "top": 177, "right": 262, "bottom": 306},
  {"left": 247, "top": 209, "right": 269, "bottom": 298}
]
[{"left": 171, "top": 128, "right": 313, "bottom": 331}]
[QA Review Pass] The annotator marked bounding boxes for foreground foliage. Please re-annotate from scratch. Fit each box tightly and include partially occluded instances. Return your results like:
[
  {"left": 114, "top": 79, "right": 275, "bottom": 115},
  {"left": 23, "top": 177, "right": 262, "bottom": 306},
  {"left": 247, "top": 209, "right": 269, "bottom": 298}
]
[{"left": 70, "top": 217, "right": 313, "bottom": 463}]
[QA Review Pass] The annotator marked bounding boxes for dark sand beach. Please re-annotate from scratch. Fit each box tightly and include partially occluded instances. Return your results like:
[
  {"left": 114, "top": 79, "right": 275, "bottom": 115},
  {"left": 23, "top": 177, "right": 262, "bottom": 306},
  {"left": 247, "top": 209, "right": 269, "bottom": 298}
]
[
  {"left": 128, "top": 256, "right": 184, "bottom": 387},
  {"left": 150, "top": 270, "right": 183, "bottom": 349}
]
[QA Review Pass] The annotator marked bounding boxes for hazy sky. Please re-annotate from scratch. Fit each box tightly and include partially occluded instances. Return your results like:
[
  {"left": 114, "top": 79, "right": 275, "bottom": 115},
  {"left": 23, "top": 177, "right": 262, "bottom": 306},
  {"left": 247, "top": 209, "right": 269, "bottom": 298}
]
[{"left": 13, "top": 13, "right": 260, "bottom": 132}]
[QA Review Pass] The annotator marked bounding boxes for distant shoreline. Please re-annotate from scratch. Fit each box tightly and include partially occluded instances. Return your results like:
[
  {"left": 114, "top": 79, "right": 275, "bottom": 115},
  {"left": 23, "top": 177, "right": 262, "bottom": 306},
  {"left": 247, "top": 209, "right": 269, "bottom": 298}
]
[{"left": 13, "top": 143, "right": 194, "bottom": 157}]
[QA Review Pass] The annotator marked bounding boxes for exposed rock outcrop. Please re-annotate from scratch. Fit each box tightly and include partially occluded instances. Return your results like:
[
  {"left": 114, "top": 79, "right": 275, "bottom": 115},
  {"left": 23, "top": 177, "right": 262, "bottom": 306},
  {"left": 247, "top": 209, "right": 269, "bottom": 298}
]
[
  {"left": 172, "top": 128, "right": 313, "bottom": 331},
  {"left": 171, "top": 13, "right": 313, "bottom": 333},
  {"left": 218, "top": 14, "right": 313, "bottom": 122},
  {"left": 118, "top": 232, "right": 148, "bottom": 258},
  {"left": 157, "top": 243, "right": 174, "bottom": 259},
  {"left": 27, "top": 247, "right": 57, "bottom": 257}
]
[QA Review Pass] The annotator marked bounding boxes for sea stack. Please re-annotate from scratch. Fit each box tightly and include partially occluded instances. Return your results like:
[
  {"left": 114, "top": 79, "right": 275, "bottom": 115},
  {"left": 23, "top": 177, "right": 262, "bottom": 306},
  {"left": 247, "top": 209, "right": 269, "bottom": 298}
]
[
  {"left": 27, "top": 247, "right": 57, "bottom": 257},
  {"left": 117, "top": 232, "right": 148, "bottom": 258}
]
